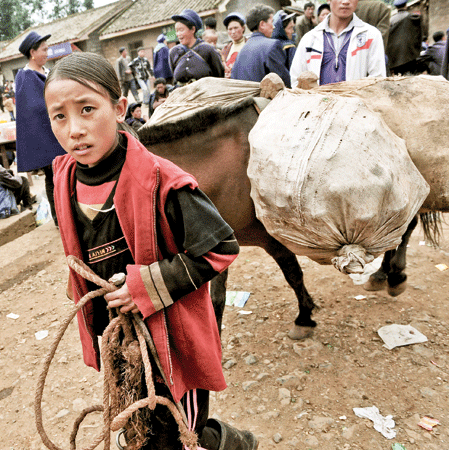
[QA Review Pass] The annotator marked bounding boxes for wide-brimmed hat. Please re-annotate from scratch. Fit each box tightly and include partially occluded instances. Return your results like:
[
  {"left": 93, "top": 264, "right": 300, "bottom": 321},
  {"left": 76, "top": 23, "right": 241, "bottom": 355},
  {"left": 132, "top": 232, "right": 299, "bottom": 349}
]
[
  {"left": 171, "top": 9, "right": 203, "bottom": 32},
  {"left": 19, "top": 31, "right": 51, "bottom": 56},
  {"left": 223, "top": 12, "right": 246, "bottom": 28}
]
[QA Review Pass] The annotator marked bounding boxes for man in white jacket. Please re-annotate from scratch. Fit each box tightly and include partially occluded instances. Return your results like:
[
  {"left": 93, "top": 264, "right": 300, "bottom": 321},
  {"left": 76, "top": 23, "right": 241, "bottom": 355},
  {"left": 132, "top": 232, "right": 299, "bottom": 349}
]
[{"left": 290, "top": 0, "right": 386, "bottom": 87}]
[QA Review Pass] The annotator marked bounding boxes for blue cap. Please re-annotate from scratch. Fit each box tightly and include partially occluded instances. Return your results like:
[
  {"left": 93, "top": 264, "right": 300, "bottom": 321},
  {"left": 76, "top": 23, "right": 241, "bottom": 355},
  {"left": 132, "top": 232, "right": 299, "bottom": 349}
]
[
  {"left": 171, "top": 9, "right": 203, "bottom": 32},
  {"left": 19, "top": 31, "right": 51, "bottom": 56},
  {"left": 157, "top": 34, "right": 166, "bottom": 43},
  {"left": 223, "top": 12, "right": 246, "bottom": 28},
  {"left": 393, "top": 0, "right": 407, "bottom": 7}
]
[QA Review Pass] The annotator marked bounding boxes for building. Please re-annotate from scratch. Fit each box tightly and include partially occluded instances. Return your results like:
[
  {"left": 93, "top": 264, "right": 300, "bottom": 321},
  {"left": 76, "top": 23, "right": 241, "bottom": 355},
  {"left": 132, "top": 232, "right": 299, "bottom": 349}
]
[{"left": 0, "top": 0, "right": 132, "bottom": 81}]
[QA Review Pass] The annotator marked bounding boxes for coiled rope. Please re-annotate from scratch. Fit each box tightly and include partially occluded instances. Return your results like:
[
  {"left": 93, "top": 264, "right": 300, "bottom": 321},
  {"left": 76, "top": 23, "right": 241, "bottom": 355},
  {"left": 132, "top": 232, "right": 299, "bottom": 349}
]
[{"left": 35, "top": 255, "right": 198, "bottom": 450}]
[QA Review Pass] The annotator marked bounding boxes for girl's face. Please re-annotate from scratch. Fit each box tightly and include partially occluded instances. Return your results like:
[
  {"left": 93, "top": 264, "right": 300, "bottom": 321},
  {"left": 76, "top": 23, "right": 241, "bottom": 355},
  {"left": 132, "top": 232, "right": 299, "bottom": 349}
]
[
  {"left": 131, "top": 106, "right": 142, "bottom": 119},
  {"left": 227, "top": 21, "right": 245, "bottom": 42},
  {"left": 284, "top": 20, "right": 295, "bottom": 40},
  {"left": 45, "top": 78, "right": 127, "bottom": 167},
  {"left": 175, "top": 22, "right": 196, "bottom": 47},
  {"left": 30, "top": 40, "right": 49, "bottom": 68}
]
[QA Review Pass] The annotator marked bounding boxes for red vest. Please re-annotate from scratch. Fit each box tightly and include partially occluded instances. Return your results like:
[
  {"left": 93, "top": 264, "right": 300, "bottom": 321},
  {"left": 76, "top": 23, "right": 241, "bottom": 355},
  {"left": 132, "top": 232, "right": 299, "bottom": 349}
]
[{"left": 53, "top": 132, "right": 226, "bottom": 403}]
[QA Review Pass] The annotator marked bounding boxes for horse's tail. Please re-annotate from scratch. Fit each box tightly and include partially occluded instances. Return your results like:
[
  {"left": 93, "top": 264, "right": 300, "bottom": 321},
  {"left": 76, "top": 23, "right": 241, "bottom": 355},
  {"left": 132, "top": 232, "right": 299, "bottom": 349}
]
[{"left": 420, "top": 212, "right": 443, "bottom": 247}]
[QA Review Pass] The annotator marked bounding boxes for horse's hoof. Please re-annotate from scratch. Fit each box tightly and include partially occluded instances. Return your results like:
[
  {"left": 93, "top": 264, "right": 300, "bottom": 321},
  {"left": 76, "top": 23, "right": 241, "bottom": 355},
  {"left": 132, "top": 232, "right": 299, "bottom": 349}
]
[
  {"left": 363, "top": 277, "right": 387, "bottom": 291},
  {"left": 387, "top": 281, "right": 407, "bottom": 297},
  {"left": 288, "top": 325, "right": 314, "bottom": 340}
]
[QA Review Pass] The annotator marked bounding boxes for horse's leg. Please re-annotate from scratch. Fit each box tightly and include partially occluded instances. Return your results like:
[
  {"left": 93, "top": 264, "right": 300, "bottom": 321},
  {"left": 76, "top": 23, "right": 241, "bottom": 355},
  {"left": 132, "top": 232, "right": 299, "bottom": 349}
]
[
  {"left": 363, "top": 250, "right": 393, "bottom": 292},
  {"left": 210, "top": 269, "right": 228, "bottom": 337},
  {"left": 263, "top": 236, "right": 317, "bottom": 340},
  {"left": 386, "top": 215, "right": 418, "bottom": 296}
]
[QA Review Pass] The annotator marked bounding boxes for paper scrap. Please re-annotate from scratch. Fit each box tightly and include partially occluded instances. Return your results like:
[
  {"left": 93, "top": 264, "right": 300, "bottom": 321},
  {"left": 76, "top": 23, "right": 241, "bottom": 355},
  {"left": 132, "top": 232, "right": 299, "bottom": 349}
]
[
  {"left": 353, "top": 406, "right": 396, "bottom": 439},
  {"left": 35, "top": 330, "right": 49, "bottom": 340},
  {"left": 392, "top": 444, "right": 406, "bottom": 450},
  {"left": 418, "top": 416, "right": 439, "bottom": 431},
  {"left": 435, "top": 264, "right": 448, "bottom": 272},
  {"left": 354, "top": 295, "right": 366, "bottom": 300},
  {"left": 237, "top": 310, "right": 252, "bottom": 315},
  {"left": 419, "top": 241, "right": 426, "bottom": 246},
  {"left": 377, "top": 324, "right": 427, "bottom": 350},
  {"left": 7, "top": 313, "right": 19, "bottom": 320},
  {"left": 226, "top": 291, "right": 250, "bottom": 308}
]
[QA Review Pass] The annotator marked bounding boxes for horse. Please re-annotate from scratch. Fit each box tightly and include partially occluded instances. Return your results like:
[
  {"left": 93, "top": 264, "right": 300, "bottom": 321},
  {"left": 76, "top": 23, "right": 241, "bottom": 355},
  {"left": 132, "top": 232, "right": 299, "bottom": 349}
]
[
  {"left": 138, "top": 98, "right": 316, "bottom": 340},
  {"left": 138, "top": 79, "right": 445, "bottom": 339}
]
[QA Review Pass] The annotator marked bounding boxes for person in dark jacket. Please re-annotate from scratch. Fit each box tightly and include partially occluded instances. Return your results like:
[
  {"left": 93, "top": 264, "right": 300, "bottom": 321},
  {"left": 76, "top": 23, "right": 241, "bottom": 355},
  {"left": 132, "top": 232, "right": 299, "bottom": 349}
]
[
  {"left": 169, "top": 9, "right": 224, "bottom": 85},
  {"left": 231, "top": 4, "right": 291, "bottom": 88},
  {"left": 419, "top": 31, "right": 447, "bottom": 75},
  {"left": 153, "top": 34, "right": 173, "bottom": 83},
  {"left": 148, "top": 78, "right": 173, "bottom": 116},
  {"left": 128, "top": 47, "right": 154, "bottom": 105},
  {"left": 15, "top": 31, "right": 65, "bottom": 226},
  {"left": 386, "top": 0, "right": 422, "bottom": 74},
  {"left": 0, "top": 165, "right": 36, "bottom": 211},
  {"left": 124, "top": 102, "right": 148, "bottom": 131},
  {"left": 272, "top": 10, "right": 297, "bottom": 70},
  {"left": 441, "top": 28, "right": 449, "bottom": 79}
]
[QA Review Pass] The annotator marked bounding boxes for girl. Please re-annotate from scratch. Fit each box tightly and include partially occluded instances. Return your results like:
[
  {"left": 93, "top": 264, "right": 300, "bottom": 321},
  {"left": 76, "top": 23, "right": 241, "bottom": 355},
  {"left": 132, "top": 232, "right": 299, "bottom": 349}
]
[
  {"left": 44, "top": 52, "right": 258, "bottom": 450},
  {"left": 221, "top": 12, "right": 248, "bottom": 79}
]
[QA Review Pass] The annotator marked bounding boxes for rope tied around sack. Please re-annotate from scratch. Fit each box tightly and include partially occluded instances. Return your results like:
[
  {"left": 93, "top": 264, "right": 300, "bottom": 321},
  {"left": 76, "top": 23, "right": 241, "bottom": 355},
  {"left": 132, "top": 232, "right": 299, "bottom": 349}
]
[{"left": 35, "top": 255, "right": 198, "bottom": 450}]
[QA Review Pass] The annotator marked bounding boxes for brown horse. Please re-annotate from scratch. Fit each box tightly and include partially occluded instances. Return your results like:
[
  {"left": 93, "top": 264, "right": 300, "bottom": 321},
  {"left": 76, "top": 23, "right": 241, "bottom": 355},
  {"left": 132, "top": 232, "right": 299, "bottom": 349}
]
[
  {"left": 138, "top": 93, "right": 442, "bottom": 339},
  {"left": 138, "top": 98, "right": 316, "bottom": 340}
]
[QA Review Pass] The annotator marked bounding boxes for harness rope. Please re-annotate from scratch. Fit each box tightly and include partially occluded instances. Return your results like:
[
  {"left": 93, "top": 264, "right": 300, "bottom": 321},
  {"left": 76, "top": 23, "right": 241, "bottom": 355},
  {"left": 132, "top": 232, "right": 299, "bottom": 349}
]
[{"left": 35, "top": 255, "right": 198, "bottom": 450}]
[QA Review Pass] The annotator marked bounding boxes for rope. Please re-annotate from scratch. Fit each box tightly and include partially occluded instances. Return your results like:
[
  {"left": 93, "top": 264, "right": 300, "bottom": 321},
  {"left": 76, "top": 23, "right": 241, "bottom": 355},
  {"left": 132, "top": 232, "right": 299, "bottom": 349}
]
[{"left": 35, "top": 255, "right": 198, "bottom": 450}]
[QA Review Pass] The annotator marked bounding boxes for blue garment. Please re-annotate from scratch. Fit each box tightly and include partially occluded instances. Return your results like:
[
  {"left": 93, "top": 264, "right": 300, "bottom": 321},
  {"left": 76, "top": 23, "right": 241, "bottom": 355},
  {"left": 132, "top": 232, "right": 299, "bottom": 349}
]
[
  {"left": 442, "top": 31, "right": 449, "bottom": 79},
  {"left": 272, "top": 11, "right": 297, "bottom": 70},
  {"left": 15, "top": 68, "right": 66, "bottom": 172},
  {"left": 320, "top": 30, "right": 353, "bottom": 85},
  {"left": 154, "top": 44, "right": 173, "bottom": 80},
  {"left": 422, "top": 40, "right": 446, "bottom": 75},
  {"left": 231, "top": 31, "right": 291, "bottom": 87}
]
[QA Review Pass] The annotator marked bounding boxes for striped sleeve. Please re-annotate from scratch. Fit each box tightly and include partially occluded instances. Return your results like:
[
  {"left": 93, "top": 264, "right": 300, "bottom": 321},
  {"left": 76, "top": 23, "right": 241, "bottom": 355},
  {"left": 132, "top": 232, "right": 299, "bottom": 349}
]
[{"left": 128, "top": 235, "right": 238, "bottom": 318}]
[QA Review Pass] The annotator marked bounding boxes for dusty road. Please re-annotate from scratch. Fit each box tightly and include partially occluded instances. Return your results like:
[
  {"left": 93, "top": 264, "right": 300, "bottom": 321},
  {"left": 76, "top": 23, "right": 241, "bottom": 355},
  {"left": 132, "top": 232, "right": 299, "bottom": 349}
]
[{"left": 0, "top": 216, "right": 448, "bottom": 450}]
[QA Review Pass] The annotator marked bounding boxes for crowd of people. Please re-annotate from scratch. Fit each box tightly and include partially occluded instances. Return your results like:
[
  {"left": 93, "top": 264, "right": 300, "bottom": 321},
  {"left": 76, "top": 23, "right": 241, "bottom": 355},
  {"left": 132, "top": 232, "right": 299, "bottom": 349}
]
[{"left": 112, "top": 0, "right": 448, "bottom": 116}]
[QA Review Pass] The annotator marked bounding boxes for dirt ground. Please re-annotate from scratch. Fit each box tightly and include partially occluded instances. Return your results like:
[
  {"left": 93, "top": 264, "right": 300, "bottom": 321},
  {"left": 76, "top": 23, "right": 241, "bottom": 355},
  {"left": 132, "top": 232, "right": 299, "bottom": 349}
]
[{"left": 0, "top": 213, "right": 448, "bottom": 450}]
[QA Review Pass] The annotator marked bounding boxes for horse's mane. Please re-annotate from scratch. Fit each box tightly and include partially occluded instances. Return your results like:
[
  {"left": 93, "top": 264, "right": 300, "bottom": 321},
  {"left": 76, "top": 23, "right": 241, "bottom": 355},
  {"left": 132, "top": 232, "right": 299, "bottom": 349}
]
[{"left": 137, "top": 97, "right": 255, "bottom": 146}]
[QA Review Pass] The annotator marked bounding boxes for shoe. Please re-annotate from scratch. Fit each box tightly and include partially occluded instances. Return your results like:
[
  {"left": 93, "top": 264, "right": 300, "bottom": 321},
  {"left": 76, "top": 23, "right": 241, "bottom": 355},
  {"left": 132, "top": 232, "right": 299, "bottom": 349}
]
[{"left": 206, "top": 419, "right": 259, "bottom": 450}]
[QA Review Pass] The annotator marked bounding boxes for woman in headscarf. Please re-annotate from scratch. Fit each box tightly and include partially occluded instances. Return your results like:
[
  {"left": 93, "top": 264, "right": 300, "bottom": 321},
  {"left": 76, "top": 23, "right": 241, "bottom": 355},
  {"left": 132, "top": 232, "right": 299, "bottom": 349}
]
[
  {"left": 272, "top": 10, "right": 297, "bottom": 70},
  {"left": 153, "top": 34, "right": 173, "bottom": 84},
  {"left": 221, "top": 12, "right": 247, "bottom": 78},
  {"left": 15, "top": 31, "right": 66, "bottom": 226},
  {"left": 169, "top": 9, "right": 224, "bottom": 85}
]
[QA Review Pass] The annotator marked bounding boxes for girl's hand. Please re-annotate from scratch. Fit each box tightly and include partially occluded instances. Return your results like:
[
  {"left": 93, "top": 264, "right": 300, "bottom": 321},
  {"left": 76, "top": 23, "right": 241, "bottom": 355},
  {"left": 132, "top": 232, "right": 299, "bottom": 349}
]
[{"left": 104, "top": 283, "right": 140, "bottom": 314}]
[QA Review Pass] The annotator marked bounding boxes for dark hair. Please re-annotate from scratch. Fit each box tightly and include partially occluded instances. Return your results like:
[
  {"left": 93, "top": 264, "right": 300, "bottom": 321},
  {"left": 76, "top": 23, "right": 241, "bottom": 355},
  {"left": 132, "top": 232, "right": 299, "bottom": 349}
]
[
  {"left": 177, "top": 18, "right": 198, "bottom": 36},
  {"left": 25, "top": 38, "right": 47, "bottom": 59},
  {"left": 154, "top": 77, "right": 167, "bottom": 86},
  {"left": 317, "top": 4, "right": 330, "bottom": 15},
  {"left": 304, "top": 2, "right": 315, "bottom": 9},
  {"left": 433, "top": 31, "right": 444, "bottom": 42},
  {"left": 119, "top": 46, "right": 126, "bottom": 54},
  {"left": 45, "top": 52, "right": 121, "bottom": 105},
  {"left": 204, "top": 17, "right": 217, "bottom": 29},
  {"left": 246, "top": 4, "right": 275, "bottom": 32}
]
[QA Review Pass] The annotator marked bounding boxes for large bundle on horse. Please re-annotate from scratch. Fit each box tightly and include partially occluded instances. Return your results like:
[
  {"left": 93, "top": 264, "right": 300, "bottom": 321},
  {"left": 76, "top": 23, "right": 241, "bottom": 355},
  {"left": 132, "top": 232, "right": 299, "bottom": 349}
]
[
  {"left": 248, "top": 89, "right": 429, "bottom": 274},
  {"left": 309, "top": 75, "right": 449, "bottom": 212},
  {"left": 148, "top": 77, "right": 264, "bottom": 126}
]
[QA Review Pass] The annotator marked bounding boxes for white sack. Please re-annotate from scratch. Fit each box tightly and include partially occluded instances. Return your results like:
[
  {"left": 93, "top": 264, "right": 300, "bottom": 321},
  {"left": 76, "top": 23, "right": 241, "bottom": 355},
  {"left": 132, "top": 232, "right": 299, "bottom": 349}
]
[
  {"left": 248, "top": 90, "right": 429, "bottom": 273},
  {"left": 311, "top": 75, "right": 449, "bottom": 211}
]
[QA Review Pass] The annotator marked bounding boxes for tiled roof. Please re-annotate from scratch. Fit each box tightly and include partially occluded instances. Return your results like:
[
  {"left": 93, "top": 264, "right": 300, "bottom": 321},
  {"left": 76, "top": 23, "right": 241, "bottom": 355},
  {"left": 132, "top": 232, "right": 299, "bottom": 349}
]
[
  {"left": 100, "top": 0, "right": 223, "bottom": 36},
  {"left": 0, "top": 0, "right": 132, "bottom": 61}
]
